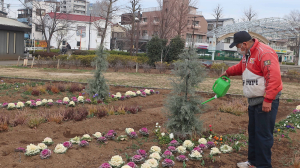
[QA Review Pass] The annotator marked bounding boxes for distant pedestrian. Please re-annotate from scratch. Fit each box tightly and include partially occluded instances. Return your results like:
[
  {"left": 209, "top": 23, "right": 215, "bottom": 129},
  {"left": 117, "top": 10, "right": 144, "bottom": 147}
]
[
  {"left": 66, "top": 42, "right": 72, "bottom": 56},
  {"left": 279, "top": 55, "right": 282, "bottom": 65},
  {"left": 220, "top": 31, "right": 282, "bottom": 168}
]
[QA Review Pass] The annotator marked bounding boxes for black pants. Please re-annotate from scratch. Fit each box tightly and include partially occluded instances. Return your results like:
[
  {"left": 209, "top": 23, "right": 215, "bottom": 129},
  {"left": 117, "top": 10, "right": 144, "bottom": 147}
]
[{"left": 248, "top": 99, "right": 279, "bottom": 168}]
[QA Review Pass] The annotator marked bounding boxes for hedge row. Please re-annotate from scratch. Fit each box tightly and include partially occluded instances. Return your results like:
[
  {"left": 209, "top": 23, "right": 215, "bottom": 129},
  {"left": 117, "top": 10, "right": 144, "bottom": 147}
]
[
  {"left": 199, "top": 56, "right": 241, "bottom": 61},
  {"left": 30, "top": 50, "right": 146, "bottom": 57},
  {"left": 56, "top": 54, "right": 149, "bottom": 67}
]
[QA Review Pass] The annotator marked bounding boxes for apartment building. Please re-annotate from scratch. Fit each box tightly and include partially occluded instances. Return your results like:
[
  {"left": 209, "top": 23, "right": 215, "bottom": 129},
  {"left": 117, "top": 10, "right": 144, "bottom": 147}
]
[
  {"left": 140, "top": 0, "right": 208, "bottom": 48},
  {"left": 60, "top": 0, "right": 89, "bottom": 15}
]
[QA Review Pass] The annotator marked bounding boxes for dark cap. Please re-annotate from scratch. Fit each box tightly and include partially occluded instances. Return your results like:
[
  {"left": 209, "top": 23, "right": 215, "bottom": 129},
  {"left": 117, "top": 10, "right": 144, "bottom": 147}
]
[{"left": 229, "top": 31, "right": 252, "bottom": 48}]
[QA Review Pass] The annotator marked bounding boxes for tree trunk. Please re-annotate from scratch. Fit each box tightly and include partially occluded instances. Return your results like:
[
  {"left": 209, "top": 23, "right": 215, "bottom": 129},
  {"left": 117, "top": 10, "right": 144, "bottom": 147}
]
[{"left": 100, "top": 0, "right": 112, "bottom": 48}]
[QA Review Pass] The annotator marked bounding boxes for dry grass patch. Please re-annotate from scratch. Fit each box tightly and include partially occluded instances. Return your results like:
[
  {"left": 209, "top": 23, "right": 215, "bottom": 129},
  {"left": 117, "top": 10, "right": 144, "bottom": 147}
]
[{"left": 218, "top": 98, "right": 248, "bottom": 116}]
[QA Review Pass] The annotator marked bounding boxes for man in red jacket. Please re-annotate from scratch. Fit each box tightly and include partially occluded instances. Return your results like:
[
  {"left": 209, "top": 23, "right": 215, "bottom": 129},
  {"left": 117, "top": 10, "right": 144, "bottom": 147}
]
[{"left": 221, "top": 31, "right": 282, "bottom": 168}]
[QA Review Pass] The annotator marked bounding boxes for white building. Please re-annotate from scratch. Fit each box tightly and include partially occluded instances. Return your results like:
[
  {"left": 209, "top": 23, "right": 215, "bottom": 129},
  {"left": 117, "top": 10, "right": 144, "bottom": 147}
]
[
  {"left": 46, "top": 13, "right": 111, "bottom": 50},
  {"left": 60, "top": 0, "right": 89, "bottom": 15}
]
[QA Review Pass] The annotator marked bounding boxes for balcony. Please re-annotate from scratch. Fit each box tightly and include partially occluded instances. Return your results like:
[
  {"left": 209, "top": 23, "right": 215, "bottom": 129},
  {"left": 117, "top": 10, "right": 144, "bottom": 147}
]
[
  {"left": 189, "top": 11, "right": 202, "bottom": 16},
  {"left": 142, "top": 7, "right": 161, "bottom": 12}
]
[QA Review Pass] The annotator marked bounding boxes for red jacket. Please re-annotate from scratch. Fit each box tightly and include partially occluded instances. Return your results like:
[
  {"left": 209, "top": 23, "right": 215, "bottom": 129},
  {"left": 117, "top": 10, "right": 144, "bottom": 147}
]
[{"left": 226, "top": 39, "right": 283, "bottom": 103}]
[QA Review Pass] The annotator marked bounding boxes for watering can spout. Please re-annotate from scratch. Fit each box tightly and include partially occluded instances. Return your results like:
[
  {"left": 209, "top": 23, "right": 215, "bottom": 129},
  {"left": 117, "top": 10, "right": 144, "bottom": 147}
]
[{"left": 201, "top": 76, "right": 231, "bottom": 105}]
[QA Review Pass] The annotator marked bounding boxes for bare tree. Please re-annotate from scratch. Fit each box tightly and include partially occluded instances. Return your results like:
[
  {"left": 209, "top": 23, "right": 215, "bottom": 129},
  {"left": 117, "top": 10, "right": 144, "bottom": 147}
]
[
  {"left": 212, "top": 4, "right": 223, "bottom": 29},
  {"left": 20, "top": 0, "right": 71, "bottom": 52},
  {"left": 92, "top": 0, "right": 119, "bottom": 48},
  {"left": 285, "top": 10, "right": 300, "bottom": 64},
  {"left": 126, "top": 0, "right": 141, "bottom": 56},
  {"left": 53, "top": 29, "right": 74, "bottom": 49},
  {"left": 242, "top": 6, "right": 257, "bottom": 21},
  {"left": 173, "top": 0, "right": 196, "bottom": 36}
]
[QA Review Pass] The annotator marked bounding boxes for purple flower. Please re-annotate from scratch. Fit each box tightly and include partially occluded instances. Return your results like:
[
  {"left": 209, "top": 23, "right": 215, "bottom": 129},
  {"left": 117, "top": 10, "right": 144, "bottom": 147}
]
[
  {"left": 167, "top": 146, "right": 177, "bottom": 153},
  {"left": 176, "top": 155, "right": 188, "bottom": 162},
  {"left": 63, "top": 101, "right": 69, "bottom": 105},
  {"left": 193, "top": 147, "right": 202, "bottom": 153},
  {"left": 63, "top": 141, "right": 72, "bottom": 148},
  {"left": 107, "top": 130, "right": 117, "bottom": 136},
  {"left": 15, "top": 147, "right": 26, "bottom": 153},
  {"left": 111, "top": 95, "right": 115, "bottom": 98},
  {"left": 36, "top": 99, "right": 41, "bottom": 101},
  {"left": 156, "top": 91, "right": 160, "bottom": 94},
  {"left": 127, "top": 162, "right": 137, "bottom": 168},
  {"left": 131, "top": 155, "right": 144, "bottom": 164},
  {"left": 99, "top": 163, "right": 112, "bottom": 168},
  {"left": 206, "top": 141, "right": 215, "bottom": 148},
  {"left": 120, "top": 96, "right": 125, "bottom": 100},
  {"left": 105, "top": 133, "right": 115, "bottom": 140},
  {"left": 56, "top": 100, "right": 62, "bottom": 104},
  {"left": 126, "top": 95, "right": 131, "bottom": 99},
  {"left": 139, "top": 127, "right": 149, "bottom": 136},
  {"left": 198, "top": 144, "right": 207, "bottom": 150},
  {"left": 2, "top": 102, "right": 8, "bottom": 107},
  {"left": 79, "top": 140, "right": 89, "bottom": 147},
  {"left": 136, "top": 149, "right": 147, "bottom": 158},
  {"left": 162, "top": 150, "right": 173, "bottom": 158},
  {"left": 168, "top": 139, "right": 179, "bottom": 146},
  {"left": 129, "top": 132, "right": 138, "bottom": 139},
  {"left": 150, "top": 89, "right": 154, "bottom": 94},
  {"left": 282, "top": 134, "right": 285, "bottom": 138},
  {"left": 162, "top": 158, "right": 175, "bottom": 167},
  {"left": 30, "top": 100, "right": 35, "bottom": 103},
  {"left": 47, "top": 102, "right": 54, "bottom": 106},
  {"left": 85, "top": 99, "right": 91, "bottom": 103},
  {"left": 40, "top": 149, "right": 51, "bottom": 159},
  {"left": 97, "top": 137, "right": 107, "bottom": 143},
  {"left": 30, "top": 103, "right": 37, "bottom": 108}
]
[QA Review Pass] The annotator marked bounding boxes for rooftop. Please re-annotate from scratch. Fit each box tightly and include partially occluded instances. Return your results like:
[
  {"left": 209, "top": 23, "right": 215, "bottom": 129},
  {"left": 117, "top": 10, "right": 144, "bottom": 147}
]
[
  {"left": 206, "top": 18, "right": 235, "bottom": 22},
  {"left": 0, "top": 17, "right": 31, "bottom": 32},
  {"left": 47, "top": 12, "right": 105, "bottom": 22}
]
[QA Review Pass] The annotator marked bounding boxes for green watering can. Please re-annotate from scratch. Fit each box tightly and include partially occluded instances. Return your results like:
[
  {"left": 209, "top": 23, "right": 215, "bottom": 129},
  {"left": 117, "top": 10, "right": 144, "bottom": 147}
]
[{"left": 201, "top": 76, "right": 231, "bottom": 104}]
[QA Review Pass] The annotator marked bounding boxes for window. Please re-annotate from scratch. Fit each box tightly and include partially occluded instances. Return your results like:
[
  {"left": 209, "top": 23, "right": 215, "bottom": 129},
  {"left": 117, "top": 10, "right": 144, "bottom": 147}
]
[
  {"left": 193, "top": 21, "right": 199, "bottom": 26},
  {"left": 36, "top": 9, "right": 45, "bottom": 16},
  {"left": 224, "top": 38, "right": 230, "bottom": 43},
  {"left": 14, "top": 33, "right": 16, "bottom": 54},
  {"left": 62, "top": 41, "right": 66, "bottom": 45},
  {"left": 77, "top": 26, "right": 86, "bottom": 37},
  {"left": 77, "top": 41, "right": 80, "bottom": 47},
  {"left": 142, "top": 30, "right": 148, "bottom": 37},
  {"left": 6, "top": 32, "right": 9, "bottom": 54},
  {"left": 154, "top": 17, "right": 159, "bottom": 22},
  {"left": 35, "top": 25, "right": 43, "bottom": 32},
  {"left": 142, "top": 18, "right": 147, "bottom": 22},
  {"left": 98, "top": 27, "right": 105, "bottom": 36}
]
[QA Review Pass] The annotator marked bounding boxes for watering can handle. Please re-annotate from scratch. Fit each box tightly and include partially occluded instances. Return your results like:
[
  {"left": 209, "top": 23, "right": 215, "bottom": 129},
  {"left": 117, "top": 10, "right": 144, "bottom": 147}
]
[{"left": 221, "top": 76, "right": 231, "bottom": 83}]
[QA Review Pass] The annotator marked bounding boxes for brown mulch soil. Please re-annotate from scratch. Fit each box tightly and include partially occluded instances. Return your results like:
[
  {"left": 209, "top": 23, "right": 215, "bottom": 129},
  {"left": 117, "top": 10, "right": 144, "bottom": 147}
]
[{"left": 0, "top": 78, "right": 299, "bottom": 168}]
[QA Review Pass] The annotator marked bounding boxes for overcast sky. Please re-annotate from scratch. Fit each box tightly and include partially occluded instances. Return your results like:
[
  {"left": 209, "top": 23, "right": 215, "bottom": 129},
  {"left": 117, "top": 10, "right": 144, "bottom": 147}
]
[{"left": 5, "top": 0, "right": 300, "bottom": 21}]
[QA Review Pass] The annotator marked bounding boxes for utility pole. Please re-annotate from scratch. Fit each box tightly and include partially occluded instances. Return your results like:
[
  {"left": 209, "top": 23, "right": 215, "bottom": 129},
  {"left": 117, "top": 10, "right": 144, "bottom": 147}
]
[
  {"left": 88, "top": 14, "right": 91, "bottom": 50},
  {"left": 1, "top": 0, "right": 4, "bottom": 12}
]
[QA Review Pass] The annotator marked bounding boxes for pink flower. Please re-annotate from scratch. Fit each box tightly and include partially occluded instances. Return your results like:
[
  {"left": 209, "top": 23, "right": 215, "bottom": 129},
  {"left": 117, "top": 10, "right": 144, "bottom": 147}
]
[
  {"left": 40, "top": 149, "right": 51, "bottom": 159},
  {"left": 99, "top": 163, "right": 112, "bottom": 168},
  {"left": 136, "top": 149, "right": 147, "bottom": 158},
  {"left": 63, "top": 141, "right": 72, "bottom": 148},
  {"left": 127, "top": 162, "right": 137, "bottom": 168}
]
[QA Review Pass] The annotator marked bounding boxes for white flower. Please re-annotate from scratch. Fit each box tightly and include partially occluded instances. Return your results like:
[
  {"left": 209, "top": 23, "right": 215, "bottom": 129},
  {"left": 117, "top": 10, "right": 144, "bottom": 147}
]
[
  {"left": 115, "top": 94, "right": 122, "bottom": 98},
  {"left": 169, "top": 133, "right": 174, "bottom": 139},
  {"left": 189, "top": 150, "right": 202, "bottom": 158},
  {"left": 54, "top": 144, "right": 67, "bottom": 154},
  {"left": 37, "top": 143, "right": 47, "bottom": 150},
  {"left": 125, "top": 91, "right": 136, "bottom": 97},
  {"left": 82, "top": 134, "right": 91, "bottom": 138},
  {"left": 63, "top": 97, "right": 70, "bottom": 102},
  {"left": 145, "top": 158, "right": 158, "bottom": 168},
  {"left": 183, "top": 140, "right": 194, "bottom": 148},
  {"left": 69, "top": 101, "right": 75, "bottom": 106},
  {"left": 78, "top": 96, "right": 84, "bottom": 102},
  {"left": 198, "top": 138, "right": 207, "bottom": 145},
  {"left": 70, "top": 136, "right": 80, "bottom": 144},
  {"left": 7, "top": 103, "right": 15, "bottom": 109},
  {"left": 161, "top": 132, "right": 165, "bottom": 137},
  {"left": 296, "top": 105, "right": 300, "bottom": 110},
  {"left": 220, "top": 145, "right": 233, "bottom": 153},
  {"left": 93, "top": 132, "right": 102, "bottom": 138},
  {"left": 284, "top": 123, "right": 286, "bottom": 126},
  {"left": 136, "top": 91, "right": 141, "bottom": 95},
  {"left": 36, "top": 101, "right": 42, "bottom": 106},
  {"left": 125, "top": 128, "right": 134, "bottom": 134},
  {"left": 48, "top": 99, "right": 53, "bottom": 103},
  {"left": 285, "top": 121, "right": 288, "bottom": 123},
  {"left": 144, "top": 89, "right": 151, "bottom": 95},
  {"left": 149, "top": 152, "right": 161, "bottom": 160},
  {"left": 109, "top": 155, "right": 124, "bottom": 167},
  {"left": 156, "top": 123, "right": 158, "bottom": 125},
  {"left": 150, "top": 146, "right": 161, "bottom": 153},
  {"left": 210, "top": 147, "right": 221, "bottom": 155},
  {"left": 297, "top": 125, "right": 300, "bottom": 129},
  {"left": 209, "top": 135, "right": 212, "bottom": 140},
  {"left": 42, "top": 99, "right": 48, "bottom": 103},
  {"left": 287, "top": 115, "right": 291, "bottom": 118},
  {"left": 159, "top": 126, "right": 161, "bottom": 128},
  {"left": 26, "top": 101, "right": 31, "bottom": 105},
  {"left": 25, "top": 144, "right": 41, "bottom": 156},
  {"left": 16, "top": 102, "right": 24, "bottom": 108},
  {"left": 43, "top": 137, "right": 53, "bottom": 143},
  {"left": 141, "top": 163, "right": 151, "bottom": 168},
  {"left": 176, "top": 146, "right": 187, "bottom": 154},
  {"left": 121, "top": 165, "right": 132, "bottom": 168},
  {"left": 235, "top": 141, "right": 239, "bottom": 145}
]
